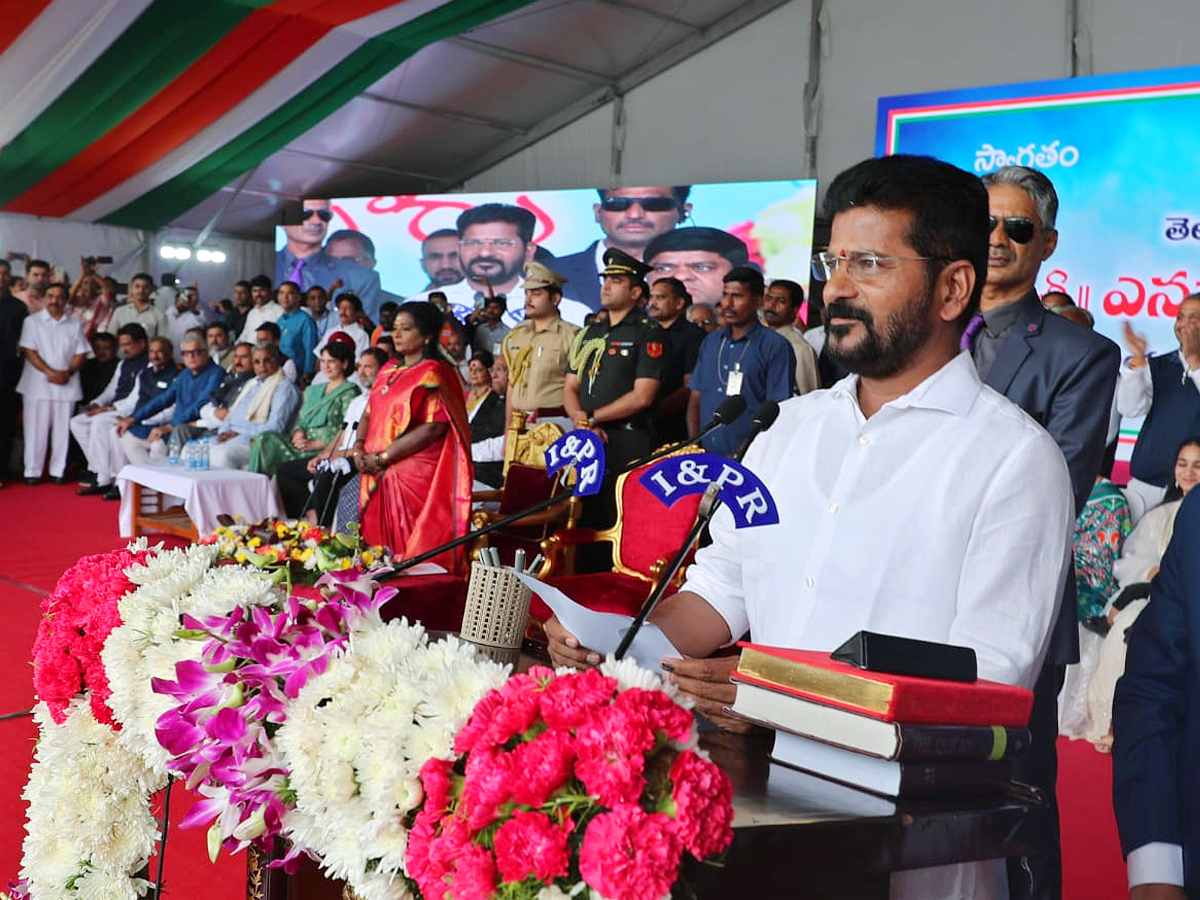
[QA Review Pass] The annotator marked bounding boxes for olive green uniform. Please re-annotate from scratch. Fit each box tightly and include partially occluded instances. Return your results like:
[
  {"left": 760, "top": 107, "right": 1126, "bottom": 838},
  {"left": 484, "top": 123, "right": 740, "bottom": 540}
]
[{"left": 567, "top": 306, "right": 663, "bottom": 473}]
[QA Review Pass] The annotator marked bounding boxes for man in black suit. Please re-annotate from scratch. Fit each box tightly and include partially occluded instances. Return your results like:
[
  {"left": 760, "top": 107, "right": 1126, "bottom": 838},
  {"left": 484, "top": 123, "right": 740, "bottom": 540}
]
[
  {"left": 967, "top": 165, "right": 1121, "bottom": 900},
  {"left": 555, "top": 186, "right": 691, "bottom": 317},
  {"left": 0, "top": 258, "right": 27, "bottom": 480}
]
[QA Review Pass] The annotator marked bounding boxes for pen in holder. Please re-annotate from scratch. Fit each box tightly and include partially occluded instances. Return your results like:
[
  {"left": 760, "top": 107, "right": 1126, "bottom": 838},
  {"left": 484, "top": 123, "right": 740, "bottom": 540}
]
[{"left": 461, "top": 560, "right": 533, "bottom": 663}]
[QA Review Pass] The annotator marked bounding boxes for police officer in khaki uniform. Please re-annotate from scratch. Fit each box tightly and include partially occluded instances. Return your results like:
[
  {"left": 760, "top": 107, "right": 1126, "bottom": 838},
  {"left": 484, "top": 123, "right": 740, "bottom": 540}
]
[
  {"left": 502, "top": 262, "right": 580, "bottom": 435},
  {"left": 563, "top": 248, "right": 663, "bottom": 475}
]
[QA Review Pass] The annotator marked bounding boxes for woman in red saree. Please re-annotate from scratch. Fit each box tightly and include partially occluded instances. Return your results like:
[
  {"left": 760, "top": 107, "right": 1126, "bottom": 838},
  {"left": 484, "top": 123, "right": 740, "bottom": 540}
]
[{"left": 354, "top": 302, "right": 473, "bottom": 573}]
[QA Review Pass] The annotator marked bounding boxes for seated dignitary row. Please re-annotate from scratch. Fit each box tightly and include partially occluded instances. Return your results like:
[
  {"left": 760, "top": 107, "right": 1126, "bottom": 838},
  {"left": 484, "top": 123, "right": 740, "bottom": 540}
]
[{"left": 69, "top": 326, "right": 381, "bottom": 498}]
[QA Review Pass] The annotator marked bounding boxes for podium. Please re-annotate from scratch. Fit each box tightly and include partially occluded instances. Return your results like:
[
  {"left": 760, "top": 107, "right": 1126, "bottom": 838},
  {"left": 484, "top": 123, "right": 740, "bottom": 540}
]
[{"left": 247, "top": 654, "right": 1054, "bottom": 900}]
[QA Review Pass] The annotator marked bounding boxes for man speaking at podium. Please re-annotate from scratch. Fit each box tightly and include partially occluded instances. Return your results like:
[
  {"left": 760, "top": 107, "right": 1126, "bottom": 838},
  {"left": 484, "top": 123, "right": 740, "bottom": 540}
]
[{"left": 547, "top": 154, "right": 1074, "bottom": 900}]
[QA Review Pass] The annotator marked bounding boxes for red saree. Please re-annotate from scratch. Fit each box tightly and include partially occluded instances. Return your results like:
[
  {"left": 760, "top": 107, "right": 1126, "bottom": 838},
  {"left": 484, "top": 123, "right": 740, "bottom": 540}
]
[{"left": 359, "top": 358, "right": 474, "bottom": 574}]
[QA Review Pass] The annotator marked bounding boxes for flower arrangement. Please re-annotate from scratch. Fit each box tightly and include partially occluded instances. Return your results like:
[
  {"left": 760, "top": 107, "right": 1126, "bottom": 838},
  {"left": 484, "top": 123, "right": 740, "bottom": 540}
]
[
  {"left": 103, "top": 544, "right": 278, "bottom": 772},
  {"left": 201, "top": 518, "right": 392, "bottom": 584},
  {"left": 18, "top": 536, "right": 738, "bottom": 900},
  {"left": 407, "top": 657, "right": 734, "bottom": 900},
  {"left": 278, "top": 621, "right": 510, "bottom": 900},
  {"left": 19, "top": 699, "right": 160, "bottom": 899},
  {"left": 32, "top": 543, "right": 155, "bottom": 726},
  {"left": 151, "top": 569, "right": 400, "bottom": 870}
]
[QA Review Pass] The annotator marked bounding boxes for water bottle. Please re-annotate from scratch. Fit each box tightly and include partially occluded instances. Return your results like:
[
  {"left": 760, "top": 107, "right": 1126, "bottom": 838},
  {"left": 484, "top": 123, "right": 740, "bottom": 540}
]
[
  {"left": 185, "top": 440, "right": 199, "bottom": 470},
  {"left": 199, "top": 438, "right": 210, "bottom": 471},
  {"left": 167, "top": 432, "right": 181, "bottom": 465}
]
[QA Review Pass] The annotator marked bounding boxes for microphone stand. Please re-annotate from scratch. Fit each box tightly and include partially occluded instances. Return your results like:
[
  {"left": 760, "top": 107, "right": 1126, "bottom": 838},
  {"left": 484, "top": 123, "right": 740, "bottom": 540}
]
[
  {"left": 613, "top": 403, "right": 779, "bottom": 661},
  {"left": 380, "top": 400, "right": 746, "bottom": 578}
]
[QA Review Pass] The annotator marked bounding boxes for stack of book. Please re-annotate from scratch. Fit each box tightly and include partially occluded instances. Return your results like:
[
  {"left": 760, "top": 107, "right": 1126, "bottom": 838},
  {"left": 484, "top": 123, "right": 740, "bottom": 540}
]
[{"left": 728, "top": 642, "right": 1034, "bottom": 798}]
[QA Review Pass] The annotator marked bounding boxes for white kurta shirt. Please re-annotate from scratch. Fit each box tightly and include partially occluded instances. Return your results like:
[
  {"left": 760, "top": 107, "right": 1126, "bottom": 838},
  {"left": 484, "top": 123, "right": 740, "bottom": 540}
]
[
  {"left": 683, "top": 351, "right": 1073, "bottom": 689},
  {"left": 17, "top": 309, "right": 90, "bottom": 401},
  {"left": 238, "top": 302, "right": 284, "bottom": 344},
  {"left": 681, "top": 352, "right": 1074, "bottom": 899}
]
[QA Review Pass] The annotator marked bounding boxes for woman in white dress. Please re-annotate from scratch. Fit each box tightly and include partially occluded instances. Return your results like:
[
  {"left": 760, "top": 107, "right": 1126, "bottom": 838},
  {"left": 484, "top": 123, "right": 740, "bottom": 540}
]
[{"left": 1086, "top": 436, "right": 1200, "bottom": 749}]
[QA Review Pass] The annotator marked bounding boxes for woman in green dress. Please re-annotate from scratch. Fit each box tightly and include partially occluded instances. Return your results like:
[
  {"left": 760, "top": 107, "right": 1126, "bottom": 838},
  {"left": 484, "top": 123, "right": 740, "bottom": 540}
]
[{"left": 250, "top": 341, "right": 360, "bottom": 477}]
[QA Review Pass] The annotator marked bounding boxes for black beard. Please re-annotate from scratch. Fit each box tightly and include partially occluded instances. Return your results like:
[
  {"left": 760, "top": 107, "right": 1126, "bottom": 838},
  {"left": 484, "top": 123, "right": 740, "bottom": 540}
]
[{"left": 824, "top": 291, "right": 935, "bottom": 379}]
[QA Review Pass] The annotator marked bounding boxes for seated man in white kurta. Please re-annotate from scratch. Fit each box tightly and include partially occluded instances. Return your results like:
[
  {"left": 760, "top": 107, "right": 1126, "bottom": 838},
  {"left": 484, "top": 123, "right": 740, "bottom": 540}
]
[
  {"left": 546, "top": 155, "right": 1075, "bottom": 900},
  {"left": 210, "top": 344, "right": 300, "bottom": 470}
]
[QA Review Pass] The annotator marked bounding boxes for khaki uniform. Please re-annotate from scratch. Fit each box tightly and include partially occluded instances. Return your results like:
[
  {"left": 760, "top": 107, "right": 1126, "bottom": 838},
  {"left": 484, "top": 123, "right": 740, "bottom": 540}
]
[{"left": 502, "top": 316, "right": 579, "bottom": 412}]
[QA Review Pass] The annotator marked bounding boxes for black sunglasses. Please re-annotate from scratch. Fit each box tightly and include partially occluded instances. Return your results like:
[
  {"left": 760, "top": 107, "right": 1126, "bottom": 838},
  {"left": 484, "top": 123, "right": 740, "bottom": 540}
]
[
  {"left": 302, "top": 208, "right": 334, "bottom": 222},
  {"left": 988, "top": 216, "right": 1036, "bottom": 244},
  {"left": 600, "top": 196, "right": 679, "bottom": 213}
]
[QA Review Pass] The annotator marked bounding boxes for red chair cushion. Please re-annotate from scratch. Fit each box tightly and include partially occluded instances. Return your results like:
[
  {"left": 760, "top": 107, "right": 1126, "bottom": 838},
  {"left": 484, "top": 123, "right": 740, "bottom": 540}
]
[
  {"left": 611, "top": 471, "right": 702, "bottom": 578},
  {"left": 531, "top": 573, "right": 681, "bottom": 621},
  {"left": 380, "top": 573, "right": 468, "bottom": 632}
]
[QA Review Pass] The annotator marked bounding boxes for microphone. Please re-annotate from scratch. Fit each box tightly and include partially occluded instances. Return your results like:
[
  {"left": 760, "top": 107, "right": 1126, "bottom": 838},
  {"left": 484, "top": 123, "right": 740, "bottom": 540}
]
[
  {"left": 709, "top": 394, "right": 749, "bottom": 427},
  {"left": 624, "top": 394, "right": 746, "bottom": 470},
  {"left": 730, "top": 401, "right": 780, "bottom": 462},
  {"left": 614, "top": 401, "right": 782, "bottom": 660},
  {"left": 382, "top": 396, "right": 751, "bottom": 578}
]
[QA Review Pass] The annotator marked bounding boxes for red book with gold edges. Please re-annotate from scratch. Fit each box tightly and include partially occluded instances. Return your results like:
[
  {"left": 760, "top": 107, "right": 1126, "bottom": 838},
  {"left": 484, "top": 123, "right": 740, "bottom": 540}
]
[{"left": 734, "top": 642, "right": 1034, "bottom": 727}]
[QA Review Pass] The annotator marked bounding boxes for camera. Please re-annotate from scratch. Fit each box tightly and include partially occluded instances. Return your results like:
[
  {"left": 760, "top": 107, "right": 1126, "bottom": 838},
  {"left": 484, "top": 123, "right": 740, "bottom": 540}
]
[{"left": 85, "top": 255, "right": 114, "bottom": 266}]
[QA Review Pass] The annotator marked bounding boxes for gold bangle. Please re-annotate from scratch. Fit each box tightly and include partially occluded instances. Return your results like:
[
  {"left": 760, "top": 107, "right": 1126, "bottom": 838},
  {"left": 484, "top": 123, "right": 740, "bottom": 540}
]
[{"left": 1128, "top": 358, "right": 1146, "bottom": 369}]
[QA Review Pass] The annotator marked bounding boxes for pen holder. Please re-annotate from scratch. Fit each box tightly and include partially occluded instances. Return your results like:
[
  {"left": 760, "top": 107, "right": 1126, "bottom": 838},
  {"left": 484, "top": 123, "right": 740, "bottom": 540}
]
[{"left": 461, "top": 562, "right": 533, "bottom": 652}]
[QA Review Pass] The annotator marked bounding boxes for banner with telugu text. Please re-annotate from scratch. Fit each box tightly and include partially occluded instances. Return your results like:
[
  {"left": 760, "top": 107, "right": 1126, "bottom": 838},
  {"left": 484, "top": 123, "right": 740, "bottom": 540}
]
[{"left": 877, "top": 65, "right": 1200, "bottom": 460}]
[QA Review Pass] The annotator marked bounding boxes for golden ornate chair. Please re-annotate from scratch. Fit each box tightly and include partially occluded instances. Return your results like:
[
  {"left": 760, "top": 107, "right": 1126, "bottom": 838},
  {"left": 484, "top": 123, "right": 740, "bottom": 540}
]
[{"left": 530, "top": 448, "right": 706, "bottom": 621}]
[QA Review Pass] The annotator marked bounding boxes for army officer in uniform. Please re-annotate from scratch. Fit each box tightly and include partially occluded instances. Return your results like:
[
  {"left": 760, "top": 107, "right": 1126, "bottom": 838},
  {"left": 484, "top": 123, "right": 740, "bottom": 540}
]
[
  {"left": 564, "top": 248, "right": 663, "bottom": 570},
  {"left": 502, "top": 262, "right": 580, "bottom": 437}
]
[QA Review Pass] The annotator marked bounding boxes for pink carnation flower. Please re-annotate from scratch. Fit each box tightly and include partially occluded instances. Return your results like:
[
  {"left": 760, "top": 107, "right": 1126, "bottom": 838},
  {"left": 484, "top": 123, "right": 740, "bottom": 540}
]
[
  {"left": 419, "top": 756, "right": 455, "bottom": 816},
  {"left": 448, "top": 844, "right": 497, "bottom": 900},
  {"left": 539, "top": 668, "right": 617, "bottom": 731},
  {"left": 668, "top": 749, "right": 734, "bottom": 859},
  {"left": 494, "top": 810, "right": 571, "bottom": 883},
  {"left": 574, "top": 703, "right": 655, "bottom": 808},
  {"left": 460, "top": 747, "right": 517, "bottom": 831},
  {"left": 579, "top": 803, "right": 682, "bottom": 900},
  {"left": 510, "top": 728, "right": 575, "bottom": 807},
  {"left": 32, "top": 547, "right": 149, "bottom": 725},
  {"left": 616, "top": 688, "right": 694, "bottom": 744}
]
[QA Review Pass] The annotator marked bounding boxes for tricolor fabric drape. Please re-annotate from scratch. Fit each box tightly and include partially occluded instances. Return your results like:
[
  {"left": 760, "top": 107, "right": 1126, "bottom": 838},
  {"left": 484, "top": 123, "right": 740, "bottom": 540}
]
[{"left": 0, "top": 0, "right": 533, "bottom": 229}]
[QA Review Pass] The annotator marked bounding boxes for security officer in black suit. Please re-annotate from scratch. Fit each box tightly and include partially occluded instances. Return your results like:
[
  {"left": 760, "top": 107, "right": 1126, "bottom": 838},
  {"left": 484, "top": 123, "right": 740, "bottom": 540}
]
[{"left": 563, "top": 249, "right": 663, "bottom": 571}]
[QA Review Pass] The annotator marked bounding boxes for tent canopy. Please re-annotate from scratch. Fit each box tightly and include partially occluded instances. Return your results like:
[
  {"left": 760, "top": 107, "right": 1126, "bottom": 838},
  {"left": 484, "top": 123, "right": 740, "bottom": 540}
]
[{"left": 0, "top": 0, "right": 770, "bottom": 239}]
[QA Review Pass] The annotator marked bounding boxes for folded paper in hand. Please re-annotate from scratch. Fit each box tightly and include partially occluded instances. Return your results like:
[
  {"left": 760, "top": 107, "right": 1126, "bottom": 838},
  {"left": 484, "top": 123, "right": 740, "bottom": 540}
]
[{"left": 512, "top": 572, "right": 681, "bottom": 670}]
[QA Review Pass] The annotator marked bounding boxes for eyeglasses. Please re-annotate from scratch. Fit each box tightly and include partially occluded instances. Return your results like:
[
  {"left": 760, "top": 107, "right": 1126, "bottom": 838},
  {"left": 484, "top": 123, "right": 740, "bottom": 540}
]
[
  {"left": 461, "top": 238, "right": 520, "bottom": 250},
  {"left": 302, "top": 208, "right": 334, "bottom": 222},
  {"left": 180, "top": 348, "right": 206, "bottom": 357},
  {"left": 988, "top": 216, "right": 1036, "bottom": 244},
  {"left": 599, "top": 196, "right": 679, "bottom": 213},
  {"left": 811, "top": 250, "right": 948, "bottom": 282}
]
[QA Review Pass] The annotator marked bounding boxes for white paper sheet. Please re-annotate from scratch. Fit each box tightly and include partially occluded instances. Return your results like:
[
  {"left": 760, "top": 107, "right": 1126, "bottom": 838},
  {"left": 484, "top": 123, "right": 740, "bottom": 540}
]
[{"left": 512, "top": 572, "right": 681, "bottom": 672}]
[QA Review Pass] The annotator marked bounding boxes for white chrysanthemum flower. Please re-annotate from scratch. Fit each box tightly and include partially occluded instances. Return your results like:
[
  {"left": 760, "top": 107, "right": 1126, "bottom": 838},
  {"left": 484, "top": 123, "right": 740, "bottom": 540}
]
[
  {"left": 601, "top": 655, "right": 676, "bottom": 696},
  {"left": 20, "top": 700, "right": 159, "bottom": 900},
  {"left": 278, "top": 621, "right": 507, "bottom": 897}
]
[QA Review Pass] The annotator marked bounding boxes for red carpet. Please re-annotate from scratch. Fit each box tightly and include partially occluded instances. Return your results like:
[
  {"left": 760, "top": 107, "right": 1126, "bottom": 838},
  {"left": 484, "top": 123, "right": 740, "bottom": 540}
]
[
  {"left": 1059, "top": 736, "right": 1127, "bottom": 899},
  {"left": 0, "top": 483, "right": 1130, "bottom": 897},
  {"left": 0, "top": 481, "right": 245, "bottom": 897}
]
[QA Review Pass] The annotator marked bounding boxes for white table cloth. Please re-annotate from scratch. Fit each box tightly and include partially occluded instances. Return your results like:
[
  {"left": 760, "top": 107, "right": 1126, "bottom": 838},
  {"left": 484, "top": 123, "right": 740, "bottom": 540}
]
[{"left": 116, "top": 462, "right": 283, "bottom": 538}]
